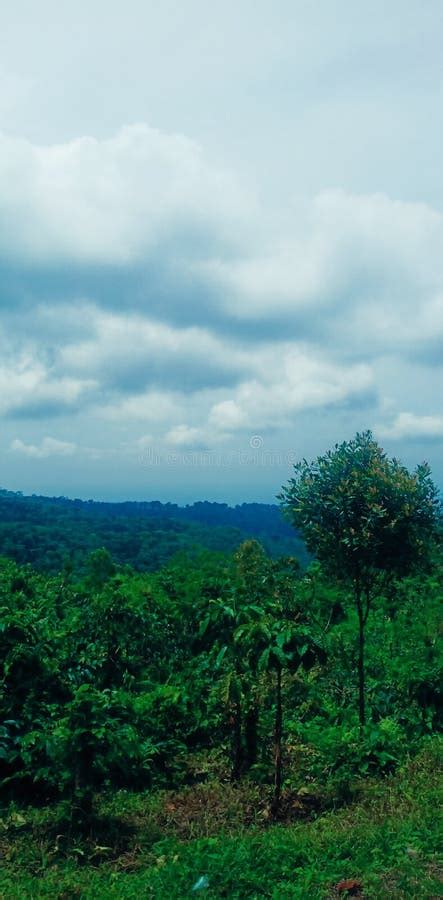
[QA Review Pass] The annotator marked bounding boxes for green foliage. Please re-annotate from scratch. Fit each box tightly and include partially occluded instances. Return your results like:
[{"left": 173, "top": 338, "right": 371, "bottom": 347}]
[
  {"left": 0, "top": 450, "right": 441, "bottom": 891},
  {"left": 0, "top": 536, "right": 441, "bottom": 812},
  {"left": 280, "top": 431, "right": 440, "bottom": 582},
  {"left": 0, "top": 490, "right": 307, "bottom": 575},
  {"left": 280, "top": 431, "right": 440, "bottom": 726}
]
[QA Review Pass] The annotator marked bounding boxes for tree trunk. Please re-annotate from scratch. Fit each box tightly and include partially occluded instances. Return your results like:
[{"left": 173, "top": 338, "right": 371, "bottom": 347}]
[
  {"left": 273, "top": 664, "right": 283, "bottom": 814},
  {"left": 231, "top": 698, "right": 243, "bottom": 781},
  {"left": 357, "top": 605, "right": 365, "bottom": 730},
  {"left": 244, "top": 705, "right": 259, "bottom": 771},
  {"left": 72, "top": 751, "right": 94, "bottom": 834}
]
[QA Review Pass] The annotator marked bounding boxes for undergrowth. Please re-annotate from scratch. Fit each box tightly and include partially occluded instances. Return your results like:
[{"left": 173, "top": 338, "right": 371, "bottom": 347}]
[{"left": 0, "top": 738, "right": 441, "bottom": 899}]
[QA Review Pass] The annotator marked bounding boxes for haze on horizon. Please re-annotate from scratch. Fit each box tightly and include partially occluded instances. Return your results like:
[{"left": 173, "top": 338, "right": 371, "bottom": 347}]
[{"left": 1, "top": 0, "right": 442, "bottom": 504}]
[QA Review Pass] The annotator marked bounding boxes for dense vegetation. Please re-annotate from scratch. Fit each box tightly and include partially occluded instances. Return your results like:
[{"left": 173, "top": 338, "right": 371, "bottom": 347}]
[
  {"left": 0, "top": 491, "right": 308, "bottom": 574},
  {"left": 0, "top": 435, "right": 441, "bottom": 897}
]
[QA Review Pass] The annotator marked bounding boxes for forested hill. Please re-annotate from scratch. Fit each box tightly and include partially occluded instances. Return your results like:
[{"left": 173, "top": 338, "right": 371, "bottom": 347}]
[{"left": 0, "top": 489, "right": 308, "bottom": 574}]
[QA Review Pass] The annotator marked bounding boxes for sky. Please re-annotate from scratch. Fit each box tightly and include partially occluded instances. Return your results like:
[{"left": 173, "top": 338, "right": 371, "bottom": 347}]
[{"left": 1, "top": 0, "right": 443, "bottom": 503}]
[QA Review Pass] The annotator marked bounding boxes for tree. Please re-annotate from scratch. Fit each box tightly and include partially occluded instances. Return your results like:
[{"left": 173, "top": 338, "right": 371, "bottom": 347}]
[
  {"left": 280, "top": 431, "right": 440, "bottom": 728},
  {"left": 50, "top": 685, "right": 141, "bottom": 832},
  {"left": 232, "top": 550, "right": 324, "bottom": 811},
  {"left": 85, "top": 547, "right": 115, "bottom": 591},
  {"left": 236, "top": 616, "right": 324, "bottom": 813},
  {"left": 199, "top": 542, "right": 267, "bottom": 780},
  {"left": 199, "top": 541, "right": 287, "bottom": 780}
]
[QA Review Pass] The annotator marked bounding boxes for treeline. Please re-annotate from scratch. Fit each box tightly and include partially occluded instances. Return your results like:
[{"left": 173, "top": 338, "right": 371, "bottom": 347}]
[{"left": 0, "top": 491, "right": 308, "bottom": 575}]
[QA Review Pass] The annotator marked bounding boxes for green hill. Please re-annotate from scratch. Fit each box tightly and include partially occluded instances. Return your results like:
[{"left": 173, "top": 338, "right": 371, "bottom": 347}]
[{"left": 0, "top": 490, "right": 308, "bottom": 574}]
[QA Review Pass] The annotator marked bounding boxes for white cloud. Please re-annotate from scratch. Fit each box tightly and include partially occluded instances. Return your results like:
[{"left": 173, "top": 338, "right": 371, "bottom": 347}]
[
  {"left": 0, "top": 123, "right": 442, "bottom": 491},
  {"left": 209, "top": 351, "right": 374, "bottom": 432},
  {"left": 82, "top": 334, "right": 376, "bottom": 440},
  {"left": 209, "top": 399, "right": 246, "bottom": 431},
  {"left": 376, "top": 412, "right": 443, "bottom": 440},
  {"left": 59, "top": 307, "right": 252, "bottom": 390},
  {"left": 202, "top": 189, "right": 443, "bottom": 355},
  {"left": 164, "top": 425, "right": 205, "bottom": 448},
  {"left": 0, "top": 125, "right": 252, "bottom": 265},
  {"left": 0, "top": 354, "right": 95, "bottom": 417},
  {"left": 2, "top": 124, "right": 443, "bottom": 366},
  {"left": 11, "top": 436, "right": 77, "bottom": 458},
  {"left": 100, "top": 389, "right": 181, "bottom": 423}
]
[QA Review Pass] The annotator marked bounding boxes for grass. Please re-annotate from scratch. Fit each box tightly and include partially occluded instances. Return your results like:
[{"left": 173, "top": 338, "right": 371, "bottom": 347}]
[{"left": 0, "top": 739, "right": 441, "bottom": 899}]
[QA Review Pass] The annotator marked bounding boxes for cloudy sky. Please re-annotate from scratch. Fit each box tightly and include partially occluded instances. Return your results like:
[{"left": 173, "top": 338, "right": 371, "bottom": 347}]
[{"left": 1, "top": 0, "right": 443, "bottom": 502}]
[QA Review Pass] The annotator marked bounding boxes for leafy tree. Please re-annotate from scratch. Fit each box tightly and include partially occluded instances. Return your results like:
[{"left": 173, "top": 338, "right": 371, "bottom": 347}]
[
  {"left": 199, "top": 541, "right": 274, "bottom": 779},
  {"left": 280, "top": 431, "right": 440, "bottom": 727},
  {"left": 50, "top": 685, "right": 142, "bottom": 831},
  {"left": 236, "top": 614, "right": 324, "bottom": 812},
  {"left": 85, "top": 547, "right": 116, "bottom": 590},
  {"left": 200, "top": 591, "right": 251, "bottom": 780}
]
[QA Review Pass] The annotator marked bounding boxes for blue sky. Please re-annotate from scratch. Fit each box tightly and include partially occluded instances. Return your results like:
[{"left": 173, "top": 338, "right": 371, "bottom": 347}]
[{"left": 1, "top": 0, "right": 442, "bottom": 502}]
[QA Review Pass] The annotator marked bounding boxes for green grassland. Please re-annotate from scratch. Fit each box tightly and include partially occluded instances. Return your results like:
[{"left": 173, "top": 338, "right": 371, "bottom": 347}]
[{"left": 0, "top": 741, "right": 441, "bottom": 898}]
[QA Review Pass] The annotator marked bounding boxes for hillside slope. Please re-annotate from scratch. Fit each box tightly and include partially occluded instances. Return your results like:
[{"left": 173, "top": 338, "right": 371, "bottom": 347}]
[{"left": 0, "top": 490, "right": 308, "bottom": 573}]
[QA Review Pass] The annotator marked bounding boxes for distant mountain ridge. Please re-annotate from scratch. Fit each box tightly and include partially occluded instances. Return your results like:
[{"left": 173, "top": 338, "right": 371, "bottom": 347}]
[{"left": 0, "top": 489, "right": 308, "bottom": 574}]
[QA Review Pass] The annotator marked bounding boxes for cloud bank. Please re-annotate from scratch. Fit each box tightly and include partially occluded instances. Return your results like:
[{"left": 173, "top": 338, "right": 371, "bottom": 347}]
[{"left": 1, "top": 124, "right": 442, "bottom": 497}]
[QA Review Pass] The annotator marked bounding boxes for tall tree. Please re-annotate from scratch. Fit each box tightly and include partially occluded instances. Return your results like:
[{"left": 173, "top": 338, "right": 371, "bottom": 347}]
[{"left": 280, "top": 431, "right": 440, "bottom": 728}]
